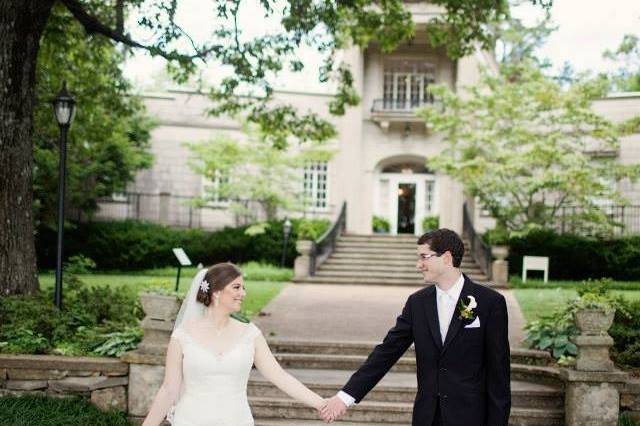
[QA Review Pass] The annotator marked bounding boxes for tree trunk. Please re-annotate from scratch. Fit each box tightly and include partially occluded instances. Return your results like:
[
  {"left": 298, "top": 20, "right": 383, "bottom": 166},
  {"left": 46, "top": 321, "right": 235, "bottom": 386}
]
[{"left": 0, "top": 0, "right": 54, "bottom": 295}]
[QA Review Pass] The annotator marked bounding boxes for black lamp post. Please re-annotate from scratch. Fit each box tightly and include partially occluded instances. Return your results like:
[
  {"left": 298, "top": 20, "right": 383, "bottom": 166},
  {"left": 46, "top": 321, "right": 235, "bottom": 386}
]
[
  {"left": 52, "top": 82, "right": 75, "bottom": 309},
  {"left": 281, "top": 218, "right": 292, "bottom": 267}
]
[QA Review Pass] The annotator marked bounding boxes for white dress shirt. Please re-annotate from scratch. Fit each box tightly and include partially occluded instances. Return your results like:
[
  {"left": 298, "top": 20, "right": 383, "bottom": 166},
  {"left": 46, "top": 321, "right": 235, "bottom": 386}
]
[{"left": 338, "top": 274, "right": 465, "bottom": 407}]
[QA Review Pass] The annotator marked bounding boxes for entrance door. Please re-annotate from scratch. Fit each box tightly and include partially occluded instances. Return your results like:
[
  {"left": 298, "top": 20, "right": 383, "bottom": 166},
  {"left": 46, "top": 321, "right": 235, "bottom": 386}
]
[{"left": 397, "top": 183, "right": 416, "bottom": 234}]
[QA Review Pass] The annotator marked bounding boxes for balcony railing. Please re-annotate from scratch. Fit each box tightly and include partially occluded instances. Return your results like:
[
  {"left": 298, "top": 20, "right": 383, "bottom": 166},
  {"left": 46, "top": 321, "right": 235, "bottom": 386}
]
[{"left": 371, "top": 97, "right": 436, "bottom": 113}]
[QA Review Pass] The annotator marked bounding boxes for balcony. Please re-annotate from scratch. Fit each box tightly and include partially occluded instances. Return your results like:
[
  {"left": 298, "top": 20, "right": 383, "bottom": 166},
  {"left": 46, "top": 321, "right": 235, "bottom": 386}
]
[{"left": 370, "top": 98, "right": 438, "bottom": 131}]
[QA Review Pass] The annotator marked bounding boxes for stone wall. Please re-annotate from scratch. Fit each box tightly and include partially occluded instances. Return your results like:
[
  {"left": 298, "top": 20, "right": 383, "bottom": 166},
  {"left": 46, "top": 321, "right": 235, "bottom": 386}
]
[
  {"left": 621, "top": 378, "right": 640, "bottom": 420},
  {"left": 0, "top": 354, "right": 128, "bottom": 412}
]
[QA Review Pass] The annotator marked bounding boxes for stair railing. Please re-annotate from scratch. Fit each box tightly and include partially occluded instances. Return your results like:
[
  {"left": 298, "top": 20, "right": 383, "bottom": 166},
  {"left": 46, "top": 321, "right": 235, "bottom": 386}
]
[
  {"left": 462, "top": 202, "right": 492, "bottom": 280},
  {"left": 309, "top": 201, "right": 347, "bottom": 276}
]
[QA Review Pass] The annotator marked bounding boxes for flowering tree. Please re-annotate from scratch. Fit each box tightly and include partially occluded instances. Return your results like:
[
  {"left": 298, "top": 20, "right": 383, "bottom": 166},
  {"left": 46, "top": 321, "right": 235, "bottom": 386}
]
[{"left": 420, "top": 63, "right": 640, "bottom": 234}]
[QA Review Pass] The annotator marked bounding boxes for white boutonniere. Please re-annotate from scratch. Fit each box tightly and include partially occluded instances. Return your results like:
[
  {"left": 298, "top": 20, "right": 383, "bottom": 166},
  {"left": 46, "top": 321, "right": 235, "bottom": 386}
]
[{"left": 458, "top": 295, "right": 478, "bottom": 320}]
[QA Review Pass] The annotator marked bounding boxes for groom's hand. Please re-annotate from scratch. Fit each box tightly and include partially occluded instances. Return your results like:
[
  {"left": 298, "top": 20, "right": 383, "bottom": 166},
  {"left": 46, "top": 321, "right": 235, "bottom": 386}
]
[{"left": 320, "top": 395, "right": 348, "bottom": 423}]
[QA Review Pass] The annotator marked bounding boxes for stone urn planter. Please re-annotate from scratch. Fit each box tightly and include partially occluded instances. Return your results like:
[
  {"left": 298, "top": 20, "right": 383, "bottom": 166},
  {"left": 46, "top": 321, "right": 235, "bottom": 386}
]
[
  {"left": 575, "top": 308, "right": 615, "bottom": 335},
  {"left": 491, "top": 245, "right": 509, "bottom": 261},
  {"left": 294, "top": 240, "right": 315, "bottom": 280},
  {"left": 137, "top": 293, "right": 181, "bottom": 355},
  {"left": 490, "top": 245, "right": 509, "bottom": 287},
  {"left": 572, "top": 307, "right": 616, "bottom": 372}
]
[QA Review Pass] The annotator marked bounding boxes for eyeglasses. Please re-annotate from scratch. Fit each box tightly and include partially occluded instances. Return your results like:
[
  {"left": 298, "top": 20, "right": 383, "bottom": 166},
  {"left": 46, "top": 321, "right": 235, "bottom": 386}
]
[{"left": 419, "top": 252, "right": 442, "bottom": 261}]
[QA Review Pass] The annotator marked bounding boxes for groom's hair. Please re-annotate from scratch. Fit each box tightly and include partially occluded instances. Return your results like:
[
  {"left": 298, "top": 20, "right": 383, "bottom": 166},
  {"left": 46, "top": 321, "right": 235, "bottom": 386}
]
[{"left": 417, "top": 228, "right": 464, "bottom": 268}]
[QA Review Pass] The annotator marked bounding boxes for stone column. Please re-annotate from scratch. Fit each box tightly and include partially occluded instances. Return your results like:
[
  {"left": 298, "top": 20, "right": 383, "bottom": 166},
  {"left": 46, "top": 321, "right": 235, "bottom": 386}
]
[
  {"left": 562, "top": 308, "right": 628, "bottom": 426},
  {"left": 491, "top": 245, "right": 509, "bottom": 287},
  {"left": 294, "top": 240, "right": 314, "bottom": 279},
  {"left": 121, "top": 293, "right": 180, "bottom": 421}
]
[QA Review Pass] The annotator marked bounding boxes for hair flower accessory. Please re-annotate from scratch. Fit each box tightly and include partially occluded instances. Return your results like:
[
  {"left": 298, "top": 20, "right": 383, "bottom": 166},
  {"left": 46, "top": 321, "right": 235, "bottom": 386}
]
[{"left": 199, "top": 280, "right": 210, "bottom": 293}]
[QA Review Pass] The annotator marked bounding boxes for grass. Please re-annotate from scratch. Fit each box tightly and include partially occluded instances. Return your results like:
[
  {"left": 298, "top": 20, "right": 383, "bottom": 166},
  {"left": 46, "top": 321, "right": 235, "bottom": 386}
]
[
  {"left": 0, "top": 395, "right": 130, "bottom": 425},
  {"left": 509, "top": 276, "right": 640, "bottom": 291},
  {"left": 38, "top": 261, "right": 290, "bottom": 319},
  {"left": 514, "top": 287, "right": 640, "bottom": 322}
]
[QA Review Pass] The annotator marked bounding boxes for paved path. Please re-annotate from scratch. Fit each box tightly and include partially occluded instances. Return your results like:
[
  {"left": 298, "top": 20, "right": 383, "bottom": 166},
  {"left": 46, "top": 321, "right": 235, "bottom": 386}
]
[{"left": 254, "top": 283, "right": 526, "bottom": 347}]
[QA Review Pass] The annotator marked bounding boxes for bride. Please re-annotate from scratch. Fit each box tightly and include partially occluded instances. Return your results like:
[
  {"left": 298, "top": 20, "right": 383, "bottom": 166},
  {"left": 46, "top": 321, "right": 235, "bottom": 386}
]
[{"left": 143, "top": 262, "right": 326, "bottom": 425}]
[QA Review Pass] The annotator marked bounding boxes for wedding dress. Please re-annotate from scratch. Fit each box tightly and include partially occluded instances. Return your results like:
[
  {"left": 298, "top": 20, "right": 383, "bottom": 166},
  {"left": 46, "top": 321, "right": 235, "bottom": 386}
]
[{"left": 169, "top": 322, "right": 261, "bottom": 426}]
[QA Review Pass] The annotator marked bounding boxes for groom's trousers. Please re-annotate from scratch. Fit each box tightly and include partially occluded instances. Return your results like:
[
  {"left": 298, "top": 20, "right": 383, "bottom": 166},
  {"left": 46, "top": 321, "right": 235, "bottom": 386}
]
[{"left": 431, "top": 403, "right": 444, "bottom": 426}]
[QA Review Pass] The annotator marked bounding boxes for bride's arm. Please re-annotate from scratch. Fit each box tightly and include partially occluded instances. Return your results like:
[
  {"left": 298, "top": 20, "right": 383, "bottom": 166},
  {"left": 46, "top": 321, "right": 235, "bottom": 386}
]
[
  {"left": 253, "top": 333, "right": 325, "bottom": 410},
  {"left": 142, "top": 336, "right": 183, "bottom": 426}
]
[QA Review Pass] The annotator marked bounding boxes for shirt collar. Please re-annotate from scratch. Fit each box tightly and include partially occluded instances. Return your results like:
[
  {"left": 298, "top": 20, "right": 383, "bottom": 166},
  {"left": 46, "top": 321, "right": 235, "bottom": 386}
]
[{"left": 435, "top": 274, "right": 465, "bottom": 301}]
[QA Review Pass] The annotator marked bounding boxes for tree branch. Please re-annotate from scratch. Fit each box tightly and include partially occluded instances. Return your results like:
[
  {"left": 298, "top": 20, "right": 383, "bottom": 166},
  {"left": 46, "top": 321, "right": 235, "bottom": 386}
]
[
  {"left": 116, "top": 0, "right": 124, "bottom": 34},
  {"left": 60, "top": 0, "right": 202, "bottom": 61}
]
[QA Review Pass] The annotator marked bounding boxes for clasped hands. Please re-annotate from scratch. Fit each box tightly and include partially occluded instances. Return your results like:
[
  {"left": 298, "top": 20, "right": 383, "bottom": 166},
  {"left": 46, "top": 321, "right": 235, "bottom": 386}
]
[{"left": 317, "top": 395, "right": 348, "bottom": 423}]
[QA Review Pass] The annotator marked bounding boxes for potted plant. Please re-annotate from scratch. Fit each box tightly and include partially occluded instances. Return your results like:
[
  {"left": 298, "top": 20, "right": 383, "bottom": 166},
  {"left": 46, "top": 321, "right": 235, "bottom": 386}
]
[
  {"left": 569, "top": 292, "right": 618, "bottom": 335},
  {"left": 421, "top": 215, "right": 439, "bottom": 233},
  {"left": 372, "top": 216, "right": 390, "bottom": 234}
]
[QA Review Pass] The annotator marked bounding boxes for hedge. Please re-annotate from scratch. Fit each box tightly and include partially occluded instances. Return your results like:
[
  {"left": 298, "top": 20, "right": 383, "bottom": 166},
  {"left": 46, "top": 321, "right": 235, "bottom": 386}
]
[
  {"left": 36, "top": 219, "right": 328, "bottom": 271},
  {"left": 507, "top": 229, "right": 640, "bottom": 281}
]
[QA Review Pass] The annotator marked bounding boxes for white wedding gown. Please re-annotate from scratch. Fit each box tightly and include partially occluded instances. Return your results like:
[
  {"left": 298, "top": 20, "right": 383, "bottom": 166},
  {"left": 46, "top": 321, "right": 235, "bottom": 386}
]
[{"left": 168, "top": 323, "right": 261, "bottom": 426}]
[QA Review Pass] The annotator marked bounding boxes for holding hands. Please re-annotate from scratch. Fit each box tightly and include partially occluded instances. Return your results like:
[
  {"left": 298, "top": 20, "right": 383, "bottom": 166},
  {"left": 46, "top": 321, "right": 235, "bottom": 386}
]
[{"left": 319, "top": 394, "right": 348, "bottom": 423}]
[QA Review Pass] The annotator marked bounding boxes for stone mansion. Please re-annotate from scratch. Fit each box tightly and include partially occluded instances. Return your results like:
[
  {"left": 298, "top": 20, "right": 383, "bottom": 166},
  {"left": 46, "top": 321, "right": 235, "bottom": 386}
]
[{"left": 96, "top": 3, "right": 640, "bottom": 237}]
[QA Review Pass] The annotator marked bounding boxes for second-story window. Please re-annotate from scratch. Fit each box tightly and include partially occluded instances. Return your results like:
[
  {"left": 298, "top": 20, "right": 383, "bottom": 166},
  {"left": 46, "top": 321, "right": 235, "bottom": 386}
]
[
  {"left": 202, "top": 170, "right": 229, "bottom": 206},
  {"left": 383, "top": 59, "right": 435, "bottom": 110}
]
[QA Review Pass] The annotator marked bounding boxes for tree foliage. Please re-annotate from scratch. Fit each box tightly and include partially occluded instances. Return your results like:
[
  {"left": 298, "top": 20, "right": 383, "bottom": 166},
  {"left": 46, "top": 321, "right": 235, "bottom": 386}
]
[
  {"left": 603, "top": 33, "right": 640, "bottom": 93},
  {"left": 188, "top": 126, "right": 335, "bottom": 222},
  {"left": 33, "top": 5, "right": 154, "bottom": 227},
  {"left": 420, "top": 62, "right": 640, "bottom": 234}
]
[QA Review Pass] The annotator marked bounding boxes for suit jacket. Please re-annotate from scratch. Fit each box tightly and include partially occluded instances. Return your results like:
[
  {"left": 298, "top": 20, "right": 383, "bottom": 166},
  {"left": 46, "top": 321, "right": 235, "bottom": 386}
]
[{"left": 342, "top": 274, "right": 511, "bottom": 426}]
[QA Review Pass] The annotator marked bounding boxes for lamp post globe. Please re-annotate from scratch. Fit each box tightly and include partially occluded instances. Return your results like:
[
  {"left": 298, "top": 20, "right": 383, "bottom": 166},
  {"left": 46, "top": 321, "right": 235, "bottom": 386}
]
[{"left": 52, "top": 81, "right": 75, "bottom": 309}]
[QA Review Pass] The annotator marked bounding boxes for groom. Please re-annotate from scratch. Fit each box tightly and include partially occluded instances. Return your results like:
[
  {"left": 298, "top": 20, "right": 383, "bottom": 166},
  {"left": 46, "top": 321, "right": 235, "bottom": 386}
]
[{"left": 320, "top": 228, "right": 511, "bottom": 425}]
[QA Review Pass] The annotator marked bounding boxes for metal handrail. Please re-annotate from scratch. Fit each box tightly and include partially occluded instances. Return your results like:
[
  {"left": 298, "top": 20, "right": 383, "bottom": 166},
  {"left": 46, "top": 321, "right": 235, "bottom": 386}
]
[
  {"left": 462, "top": 203, "right": 492, "bottom": 280},
  {"left": 309, "top": 201, "right": 347, "bottom": 276}
]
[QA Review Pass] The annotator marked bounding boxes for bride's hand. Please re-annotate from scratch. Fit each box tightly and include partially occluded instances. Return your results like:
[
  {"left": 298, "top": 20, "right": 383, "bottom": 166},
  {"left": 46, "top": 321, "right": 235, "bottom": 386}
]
[{"left": 315, "top": 397, "right": 329, "bottom": 411}]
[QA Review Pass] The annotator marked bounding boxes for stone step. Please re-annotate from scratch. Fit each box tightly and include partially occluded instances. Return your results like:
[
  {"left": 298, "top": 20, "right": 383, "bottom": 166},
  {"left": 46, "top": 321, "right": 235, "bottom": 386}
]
[
  {"left": 274, "top": 353, "right": 416, "bottom": 373},
  {"left": 250, "top": 397, "right": 564, "bottom": 425},
  {"left": 249, "top": 369, "right": 563, "bottom": 409},
  {"left": 341, "top": 234, "right": 417, "bottom": 242},
  {"left": 267, "top": 341, "right": 554, "bottom": 366},
  {"left": 322, "top": 258, "right": 481, "bottom": 269},
  {"left": 256, "top": 421, "right": 405, "bottom": 426},
  {"left": 295, "top": 275, "right": 489, "bottom": 287},
  {"left": 317, "top": 265, "right": 484, "bottom": 276},
  {"left": 329, "top": 252, "right": 478, "bottom": 261},
  {"left": 511, "top": 364, "right": 565, "bottom": 388},
  {"left": 250, "top": 397, "right": 411, "bottom": 423}
]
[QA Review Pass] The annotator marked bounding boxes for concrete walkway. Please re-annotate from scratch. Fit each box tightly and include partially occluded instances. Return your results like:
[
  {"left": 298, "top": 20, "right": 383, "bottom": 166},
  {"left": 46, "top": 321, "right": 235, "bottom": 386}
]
[{"left": 254, "top": 283, "right": 526, "bottom": 347}]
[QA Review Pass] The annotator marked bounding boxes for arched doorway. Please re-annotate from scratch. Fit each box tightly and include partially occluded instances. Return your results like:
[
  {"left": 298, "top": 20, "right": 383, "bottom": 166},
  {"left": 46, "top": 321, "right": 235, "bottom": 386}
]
[{"left": 373, "top": 156, "right": 438, "bottom": 235}]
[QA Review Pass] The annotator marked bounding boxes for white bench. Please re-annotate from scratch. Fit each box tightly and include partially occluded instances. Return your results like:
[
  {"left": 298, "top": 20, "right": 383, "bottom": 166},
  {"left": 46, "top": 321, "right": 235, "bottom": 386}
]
[{"left": 522, "top": 256, "right": 549, "bottom": 283}]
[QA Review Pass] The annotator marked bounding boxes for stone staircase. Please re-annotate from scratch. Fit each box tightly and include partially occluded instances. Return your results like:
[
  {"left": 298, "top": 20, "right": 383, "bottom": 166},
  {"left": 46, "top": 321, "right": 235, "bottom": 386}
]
[
  {"left": 295, "top": 234, "right": 493, "bottom": 287},
  {"left": 250, "top": 340, "right": 565, "bottom": 425}
]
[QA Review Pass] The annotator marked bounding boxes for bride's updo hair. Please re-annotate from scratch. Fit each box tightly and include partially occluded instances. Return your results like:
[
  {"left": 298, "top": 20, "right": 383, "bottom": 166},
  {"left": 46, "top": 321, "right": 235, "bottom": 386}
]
[{"left": 196, "top": 262, "right": 243, "bottom": 306}]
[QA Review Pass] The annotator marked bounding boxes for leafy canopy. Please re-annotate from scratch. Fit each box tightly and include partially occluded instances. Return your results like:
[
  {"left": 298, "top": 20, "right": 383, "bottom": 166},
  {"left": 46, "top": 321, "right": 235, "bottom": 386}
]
[{"left": 419, "top": 62, "right": 640, "bottom": 234}]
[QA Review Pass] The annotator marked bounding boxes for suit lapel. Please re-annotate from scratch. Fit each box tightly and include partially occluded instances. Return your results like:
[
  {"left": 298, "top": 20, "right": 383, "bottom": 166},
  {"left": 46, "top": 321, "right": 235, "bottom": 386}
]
[
  {"left": 441, "top": 276, "right": 474, "bottom": 356},
  {"left": 424, "top": 286, "right": 443, "bottom": 351}
]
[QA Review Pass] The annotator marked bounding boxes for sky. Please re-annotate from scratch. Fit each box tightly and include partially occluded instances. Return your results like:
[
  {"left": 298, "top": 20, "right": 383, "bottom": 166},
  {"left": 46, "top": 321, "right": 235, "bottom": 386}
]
[{"left": 122, "top": 0, "right": 640, "bottom": 93}]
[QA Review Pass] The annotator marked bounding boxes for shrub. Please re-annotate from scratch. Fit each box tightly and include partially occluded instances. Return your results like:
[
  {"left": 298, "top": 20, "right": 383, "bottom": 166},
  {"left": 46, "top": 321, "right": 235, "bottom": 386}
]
[
  {"left": 610, "top": 299, "right": 640, "bottom": 369},
  {"left": 421, "top": 215, "right": 439, "bottom": 232},
  {"left": 372, "top": 216, "right": 390, "bottom": 233},
  {"left": 36, "top": 218, "right": 327, "bottom": 271},
  {"left": 295, "top": 218, "right": 331, "bottom": 240},
  {"left": 524, "top": 310, "right": 578, "bottom": 359},
  {"left": 507, "top": 229, "right": 640, "bottom": 280},
  {"left": 0, "top": 277, "right": 143, "bottom": 357}
]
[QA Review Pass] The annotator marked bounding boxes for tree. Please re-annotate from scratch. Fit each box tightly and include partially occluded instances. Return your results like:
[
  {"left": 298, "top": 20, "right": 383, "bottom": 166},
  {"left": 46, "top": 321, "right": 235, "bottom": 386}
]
[
  {"left": 188, "top": 127, "right": 335, "bottom": 223},
  {"left": 1, "top": 0, "right": 550, "bottom": 295},
  {"left": 33, "top": 6, "right": 154, "bottom": 228},
  {"left": 491, "top": 1, "right": 556, "bottom": 67},
  {"left": 603, "top": 34, "right": 640, "bottom": 92},
  {"left": 419, "top": 62, "right": 640, "bottom": 234}
]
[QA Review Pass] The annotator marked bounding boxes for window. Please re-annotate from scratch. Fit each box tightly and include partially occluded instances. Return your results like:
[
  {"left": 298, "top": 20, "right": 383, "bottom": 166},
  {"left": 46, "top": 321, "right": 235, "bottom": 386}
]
[
  {"left": 383, "top": 59, "right": 435, "bottom": 110},
  {"left": 202, "top": 170, "right": 229, "bottom": 206},
  {"left": 303, "top": 162, "right": 328, "bottom": 210},
  {"left": 424, "top": 180, "right": 435, "bottom": 213}
]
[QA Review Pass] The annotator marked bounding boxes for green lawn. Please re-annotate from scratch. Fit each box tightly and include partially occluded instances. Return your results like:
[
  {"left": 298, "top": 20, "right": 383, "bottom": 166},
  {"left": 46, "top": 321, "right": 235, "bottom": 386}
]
[
  {"left": 514, "top": 288, "right": 640, "bottom": 322},
  {"left": 38, "top": 262, "right": 290, "bottom": 318}
]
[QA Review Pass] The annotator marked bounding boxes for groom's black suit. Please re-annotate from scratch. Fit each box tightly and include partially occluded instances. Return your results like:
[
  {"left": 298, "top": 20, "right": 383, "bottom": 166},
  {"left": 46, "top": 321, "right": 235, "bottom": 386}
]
[{"left": 342, "top": 275, "right": 511, "bottom": 426}]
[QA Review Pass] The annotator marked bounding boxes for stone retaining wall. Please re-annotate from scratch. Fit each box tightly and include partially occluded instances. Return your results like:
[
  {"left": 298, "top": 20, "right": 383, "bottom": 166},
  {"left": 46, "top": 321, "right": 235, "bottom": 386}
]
[
  {"left": 0, "top": 354, "right": 128, "bottom": 412},
  {"left": 621, "top": 377, "right": 640, "bottom": 420}
]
